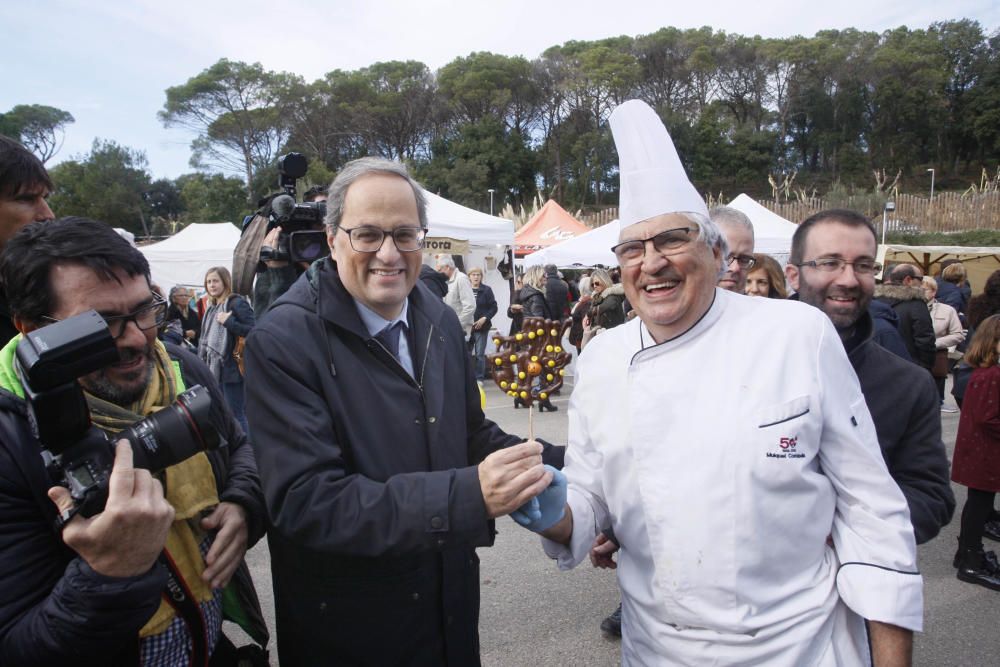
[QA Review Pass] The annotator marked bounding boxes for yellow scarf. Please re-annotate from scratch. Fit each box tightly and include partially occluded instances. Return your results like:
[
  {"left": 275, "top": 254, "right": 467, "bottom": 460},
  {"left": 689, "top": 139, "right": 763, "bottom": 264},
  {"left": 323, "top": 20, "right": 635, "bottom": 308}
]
[{"left": 85, "top": 340, "right": 219, "bottom": 637}]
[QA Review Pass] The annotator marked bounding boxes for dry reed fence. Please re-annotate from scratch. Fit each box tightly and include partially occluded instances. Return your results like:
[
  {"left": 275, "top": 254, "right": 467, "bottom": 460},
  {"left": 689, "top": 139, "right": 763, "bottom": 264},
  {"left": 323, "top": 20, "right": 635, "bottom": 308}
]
[{"left": 577, "top": 191, "right": 1000, "bottom": 233}]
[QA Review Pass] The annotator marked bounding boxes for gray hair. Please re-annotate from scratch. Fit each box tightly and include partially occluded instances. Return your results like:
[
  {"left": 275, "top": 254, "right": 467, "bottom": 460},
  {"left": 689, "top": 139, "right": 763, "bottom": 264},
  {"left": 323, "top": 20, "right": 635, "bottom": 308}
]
[
  {"left": 324, "top": 157, "right": 428, "bottom": 231},
  {"left": 709, "top": 206, "right": 754, "bottom": 241},
  {"left": 435, "top": 254, "right": 456, "bottom": 269}
]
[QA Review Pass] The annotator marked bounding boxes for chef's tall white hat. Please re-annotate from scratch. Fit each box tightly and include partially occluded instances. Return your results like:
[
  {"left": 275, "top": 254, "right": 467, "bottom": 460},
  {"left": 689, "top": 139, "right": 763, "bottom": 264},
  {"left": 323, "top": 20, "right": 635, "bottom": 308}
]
[{"left": 609, "top": 99, "right": 708, "bottom": 228}]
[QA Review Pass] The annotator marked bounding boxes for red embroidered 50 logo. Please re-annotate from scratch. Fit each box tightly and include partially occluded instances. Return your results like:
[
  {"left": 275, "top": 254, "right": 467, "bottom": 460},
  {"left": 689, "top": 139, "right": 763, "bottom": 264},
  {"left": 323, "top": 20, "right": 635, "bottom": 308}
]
[{"left": 779, "top": 436, "right": 798, "bottom": 450}]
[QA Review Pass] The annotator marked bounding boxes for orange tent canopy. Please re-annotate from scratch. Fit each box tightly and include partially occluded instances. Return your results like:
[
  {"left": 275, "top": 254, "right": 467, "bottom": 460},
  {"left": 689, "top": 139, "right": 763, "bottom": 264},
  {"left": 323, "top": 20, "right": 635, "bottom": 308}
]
[{"left": 514, "top": 200, "right": 591, "bottom": 257}]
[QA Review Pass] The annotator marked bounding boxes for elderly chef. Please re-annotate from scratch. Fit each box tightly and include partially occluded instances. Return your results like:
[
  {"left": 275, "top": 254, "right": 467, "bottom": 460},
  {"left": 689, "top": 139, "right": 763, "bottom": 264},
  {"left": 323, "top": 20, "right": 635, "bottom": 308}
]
[{"left": 515, "top": 100, "right": 923, "bottom": 666}]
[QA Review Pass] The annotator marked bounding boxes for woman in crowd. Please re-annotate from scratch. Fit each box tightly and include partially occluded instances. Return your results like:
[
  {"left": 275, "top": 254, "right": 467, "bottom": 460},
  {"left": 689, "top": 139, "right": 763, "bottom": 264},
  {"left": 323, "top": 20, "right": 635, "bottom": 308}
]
[
  {"left": 950, "top": 315, "right": 1000, "bottom": 590},
  {"left": 745, "top": 254, "right": 788, "bottom": 299},
  {"left": 198, "top": 266, "right": 255, "bottom": 434},
  {"left": 581, "top": 269, "right": 625, "bottom": 349},
  {"left": 520, "top": 265, "right": 552, "bottom": 319},
  {"left": 467, "top": 267, "right": 497, "bottom": 381},
  {"left": 167, "top": 285, "right": 200, "bottom": 347},
  {"left": 922, "top": 276, "right": 965, "bottom": 404},
  {"left": 507, "top": 274, "right": 525, "bottom": 335},
  {"left": 569, "top": 274, "right": 593, "bottom": 354}
]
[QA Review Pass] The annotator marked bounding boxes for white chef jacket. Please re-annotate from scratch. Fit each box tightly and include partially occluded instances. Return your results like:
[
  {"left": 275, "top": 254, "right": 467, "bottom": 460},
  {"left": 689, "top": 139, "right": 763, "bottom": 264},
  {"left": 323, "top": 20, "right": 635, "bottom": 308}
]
[{"left": 544, "top": 289, "right": 922, "bottom": 666}]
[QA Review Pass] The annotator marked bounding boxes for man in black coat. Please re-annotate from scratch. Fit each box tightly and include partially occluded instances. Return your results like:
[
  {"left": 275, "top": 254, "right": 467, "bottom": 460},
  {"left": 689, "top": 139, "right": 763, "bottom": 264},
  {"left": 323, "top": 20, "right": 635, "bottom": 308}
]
[
  {"left": 245, "top": 157, "right": 564, "bottom": 666},
  {"left": 874, "top": 263, "right": 937, "bottom": 372},
  {"left": 0, "top": 135, "right": 55, "bottom": 345},
  {"left": 786, "top": 209, "right": 954, "bottom": 544},
  {"left": 544, "top": 263, "right": 569, "bottom": 319},
  {"left": 0, "top": 217, "right": 267, "bottom": 666}
]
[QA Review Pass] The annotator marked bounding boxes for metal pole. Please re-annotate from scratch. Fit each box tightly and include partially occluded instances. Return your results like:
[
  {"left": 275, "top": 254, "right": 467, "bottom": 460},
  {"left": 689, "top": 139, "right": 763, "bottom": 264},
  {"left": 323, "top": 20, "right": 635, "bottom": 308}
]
[
  {"left": 488, "top": 189, "right": 495, "bottom": 216},
  {"left": 927, "top": 168, "right": 935, "bottom": 203},
  {"left": 882, "top": 208, "right": 887, "bottom": 246}
]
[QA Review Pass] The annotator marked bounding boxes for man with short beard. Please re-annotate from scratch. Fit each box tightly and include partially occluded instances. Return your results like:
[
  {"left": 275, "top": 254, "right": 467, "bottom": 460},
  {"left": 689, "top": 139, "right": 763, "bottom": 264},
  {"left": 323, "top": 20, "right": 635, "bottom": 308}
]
[
  {"left": 0, "top": 217, "right": 267, "bottom": 665},
  {"left": 786, "top": 209, "right": 954, "bottom": 545}
]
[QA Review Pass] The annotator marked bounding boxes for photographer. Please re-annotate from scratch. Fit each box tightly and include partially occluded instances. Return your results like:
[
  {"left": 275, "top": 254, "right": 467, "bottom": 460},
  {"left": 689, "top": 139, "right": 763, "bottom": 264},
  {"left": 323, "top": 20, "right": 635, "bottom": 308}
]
[{"left": 0, "top": 217, "right": 267, "bottom": 666}]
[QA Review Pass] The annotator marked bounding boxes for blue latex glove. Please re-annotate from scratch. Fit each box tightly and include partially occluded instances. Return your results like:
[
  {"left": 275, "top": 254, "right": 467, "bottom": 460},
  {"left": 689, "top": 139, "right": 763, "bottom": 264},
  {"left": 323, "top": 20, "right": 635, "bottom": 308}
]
[{"left": 510, "top": 465, "right": 567, "bottom": 532}]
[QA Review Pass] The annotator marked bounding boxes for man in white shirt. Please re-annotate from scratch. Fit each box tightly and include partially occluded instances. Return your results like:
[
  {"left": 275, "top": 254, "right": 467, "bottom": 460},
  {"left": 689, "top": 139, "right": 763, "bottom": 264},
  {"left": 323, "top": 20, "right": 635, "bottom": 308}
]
[
  {"left": 435, "top": 254, "right": 476, "bottom": 336},
  {"left": 519, "top": 100, "right": 922, "bottom": 666}
]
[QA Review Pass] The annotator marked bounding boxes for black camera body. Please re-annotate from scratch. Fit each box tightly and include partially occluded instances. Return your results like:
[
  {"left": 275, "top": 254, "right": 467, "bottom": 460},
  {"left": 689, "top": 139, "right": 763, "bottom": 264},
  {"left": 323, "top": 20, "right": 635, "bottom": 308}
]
[
  {"left": 260, "top": 152, "right": 328, "bottom": 265},
  {"left": 17, "top": 310, "right": 219, "bottom": 520}
]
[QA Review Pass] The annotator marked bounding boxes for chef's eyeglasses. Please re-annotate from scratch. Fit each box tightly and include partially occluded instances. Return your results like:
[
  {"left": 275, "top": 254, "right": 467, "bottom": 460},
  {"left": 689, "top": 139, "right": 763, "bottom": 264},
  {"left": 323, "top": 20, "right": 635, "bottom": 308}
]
[
  {"left": 338, "top": 226, "right": 426, "bottom": 253},
  {"left": 611, "top": 227, "right": 697, "bottom": 266},
  {"left": 40, "top": 297, "right": 168, "bottom": 340}
]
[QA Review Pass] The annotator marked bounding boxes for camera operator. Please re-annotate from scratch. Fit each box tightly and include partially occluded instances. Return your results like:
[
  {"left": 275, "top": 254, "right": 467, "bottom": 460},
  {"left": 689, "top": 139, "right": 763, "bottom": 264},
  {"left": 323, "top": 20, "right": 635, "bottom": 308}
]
[
  {"left": 0, "top": 217, "right": 267, "bottom": 666},
  {"left": 247, "top": 157, "right": 329, "bottom": 319}
]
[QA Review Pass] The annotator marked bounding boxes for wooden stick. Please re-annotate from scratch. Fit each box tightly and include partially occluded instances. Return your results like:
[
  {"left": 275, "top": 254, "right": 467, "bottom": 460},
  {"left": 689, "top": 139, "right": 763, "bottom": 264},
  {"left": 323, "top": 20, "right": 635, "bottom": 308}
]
[{"left": 528, "top": 398, "right": 534, "bottom": 442}]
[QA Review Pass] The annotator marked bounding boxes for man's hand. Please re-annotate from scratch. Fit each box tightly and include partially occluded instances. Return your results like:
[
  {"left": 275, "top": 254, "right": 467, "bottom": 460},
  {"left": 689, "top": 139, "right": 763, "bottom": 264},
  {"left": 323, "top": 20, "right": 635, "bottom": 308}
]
[
  {"left": 509, "top": 304, "right": 523, "bottom": 313},
  {"left": 511, "top": 465, "right": 566, "bottom": 532},
  {"left": 473, "top": 317, "right": 487, "bottom": 331},
  {"left": 478, "top": 441, "right": 550, "bottom": 518},
  {"left": 48, "top": 441, "right": 174, "bottom": 578},
  {"left": 200, "top": 502, "right": 248, "bottom": 589},
  {"left": 869, "top": 621, "right": 913, "bottom": 667},
  {"left": 262, "top": 226, "right": 289, "bottom": 268},
  {"left": 590, "top": 532, "right": 619, "bottom": 569},
  {"left": 184, "top": 329, "right": 196, "bottom": 340}
]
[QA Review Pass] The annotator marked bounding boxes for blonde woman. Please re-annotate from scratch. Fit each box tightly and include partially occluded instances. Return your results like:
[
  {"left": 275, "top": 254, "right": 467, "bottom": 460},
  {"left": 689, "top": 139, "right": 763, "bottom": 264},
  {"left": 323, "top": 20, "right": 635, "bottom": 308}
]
[{"left": 198, "top": 266, "right": 255, "bottom": 433}]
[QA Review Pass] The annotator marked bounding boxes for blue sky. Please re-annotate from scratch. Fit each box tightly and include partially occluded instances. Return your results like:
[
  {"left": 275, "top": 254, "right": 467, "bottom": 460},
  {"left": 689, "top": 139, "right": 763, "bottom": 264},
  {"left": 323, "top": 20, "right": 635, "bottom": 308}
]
[{"left": 3, "top": 0, "right": 997, "bottom": 180}]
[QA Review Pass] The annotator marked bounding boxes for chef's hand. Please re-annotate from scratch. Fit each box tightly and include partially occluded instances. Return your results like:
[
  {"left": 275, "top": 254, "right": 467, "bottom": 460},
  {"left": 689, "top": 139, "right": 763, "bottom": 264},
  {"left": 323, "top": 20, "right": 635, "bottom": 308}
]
[
  {"left": 510, "top": 465, "right": 566, "bottom": 532},
  {"left": 478, "top": 441, "right": 549, "bottom": 518},
  {"left": 590, "top": 532, "right": 619, "bottom": 569}
]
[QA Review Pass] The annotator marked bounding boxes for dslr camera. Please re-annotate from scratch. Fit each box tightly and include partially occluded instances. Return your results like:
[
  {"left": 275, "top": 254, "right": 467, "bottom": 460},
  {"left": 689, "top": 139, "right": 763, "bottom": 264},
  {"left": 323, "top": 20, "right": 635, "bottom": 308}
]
[
  {"left": 259, "top": 152, "right": 328, "bottom": 265},
  {"left": 16, "top": 310, "right": 219, "bottom": 523}
]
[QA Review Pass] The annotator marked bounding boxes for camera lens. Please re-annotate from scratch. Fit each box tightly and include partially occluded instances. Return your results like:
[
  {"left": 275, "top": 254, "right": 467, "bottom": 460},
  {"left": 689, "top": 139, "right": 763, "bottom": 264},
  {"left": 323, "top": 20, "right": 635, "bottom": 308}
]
[{"left": 118, "top": 385, "right": 220, "bottom": 472}]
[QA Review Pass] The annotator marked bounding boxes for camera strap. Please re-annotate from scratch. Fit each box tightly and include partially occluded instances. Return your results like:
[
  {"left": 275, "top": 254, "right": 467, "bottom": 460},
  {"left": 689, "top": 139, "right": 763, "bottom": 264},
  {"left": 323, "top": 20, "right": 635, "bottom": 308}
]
[{"left": 158, "top": 550, "right": 210, "bottom": 667}]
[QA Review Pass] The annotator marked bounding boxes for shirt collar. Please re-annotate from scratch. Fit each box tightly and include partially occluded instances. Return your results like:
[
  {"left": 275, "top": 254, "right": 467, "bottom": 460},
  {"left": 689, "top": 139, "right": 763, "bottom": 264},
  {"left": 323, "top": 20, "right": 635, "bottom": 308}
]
[{"left": 355, "top": 299, "right": 409, "bottom": 338}]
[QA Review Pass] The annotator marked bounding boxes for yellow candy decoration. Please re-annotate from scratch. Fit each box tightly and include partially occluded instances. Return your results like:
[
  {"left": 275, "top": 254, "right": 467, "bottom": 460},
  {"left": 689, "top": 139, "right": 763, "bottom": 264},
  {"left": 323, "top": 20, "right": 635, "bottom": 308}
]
[
  {"left": 536, "top": 329, "right": 545, "bottom": 336},
  {"left": 546, "top": 374, "right": 554, "bottom": 381},
  {"left": 509, "top": 354, "right": 517, "bottom": 362},
  {"left": 527, "top": 332, "right": 536, "bottom": 339},
  {"left": 550, "top": 329, "right": 558, "bottom": 336},
  {"left": 511, "top": 382, "right": 518, "bottom": 390},
  {"left": 554, "top": 346, "right": 562, "bottom": 353},
  {"left": 531, "top": 355, "right": 539, "bottom": 362},
  {"left": 547, "top": 360, "right": 555, "bottom": 367},
  {"left": 500, "top": 381, "right": 509, "bottom": 389},
  {"left": 493, "top": 338, "right": 501, "bottom": 346},
  {"left": 520, "top": 391, "right": 528, "bottom": 399},
  {"left": 545, "top": 345, "right": 554, "bottom": 352},
  {"left": 494, "top": 357, "right": 503, "bottom": 366},
  {"left": 540, "top": 392, "right": 548, "bottom": 400},
  {"left": 515, "top": 333, "right": 523, "bottom": 341},
  {"left": 518, "top": 371, "right": 526, "bottom": 379},
  {"left": 559, "top": 369, "right": 565, "bottom": 376}
]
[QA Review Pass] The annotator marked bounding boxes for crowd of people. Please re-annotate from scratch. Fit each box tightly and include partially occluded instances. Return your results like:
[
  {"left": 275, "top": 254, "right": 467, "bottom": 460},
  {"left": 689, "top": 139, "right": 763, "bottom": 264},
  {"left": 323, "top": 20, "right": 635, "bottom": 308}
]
[{"left": 0, "top": 92, "right": 999, "bottom": 667}]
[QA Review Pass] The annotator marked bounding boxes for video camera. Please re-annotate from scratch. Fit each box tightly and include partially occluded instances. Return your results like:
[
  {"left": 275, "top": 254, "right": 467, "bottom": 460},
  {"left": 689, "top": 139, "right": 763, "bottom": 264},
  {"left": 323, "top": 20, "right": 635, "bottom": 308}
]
[
  {"left": 16, "top": 310, "right": 219, "bottom": 522},
  {"left": 259, "top": 152, "right": 328, "bottom": 265}
]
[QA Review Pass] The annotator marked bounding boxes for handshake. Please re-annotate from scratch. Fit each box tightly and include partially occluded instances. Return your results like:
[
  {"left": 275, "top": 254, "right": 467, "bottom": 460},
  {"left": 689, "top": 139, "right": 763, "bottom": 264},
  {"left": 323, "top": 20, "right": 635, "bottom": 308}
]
[{"left": 478, "top": 442, "right": 567, "bottom": 533}]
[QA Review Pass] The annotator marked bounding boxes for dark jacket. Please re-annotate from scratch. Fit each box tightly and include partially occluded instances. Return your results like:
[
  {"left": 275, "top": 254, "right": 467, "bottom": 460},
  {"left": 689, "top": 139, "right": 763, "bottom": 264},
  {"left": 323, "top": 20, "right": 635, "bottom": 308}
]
[
  {"left": 874, "top": 284, "right": 936, "bottom": 371},
  {"left": 218, "top": 294, "right": 255, "bottom": 384},
  {"left": 253, "top": 264, "right": 300, "bottom": 319},
  {"left": 868, "top": 300, "right": 912, "bottom": 362},
  {"left": 244, "top": 260, "right": 563, "bottom": 666},
  {"left": 591, "top": 283, "right": 627, "bottom": 330},
  {"left": 520, "top": 285, "right": 551, "bottom": 319},
  {"left": 420, "top": 264, "right": 449, "bottom": 299},
  {"left": 0, "top": 342, "right": 266, "bottom": 666},
  {"left": 844, "top": 311, "right": 955, "bottom": 544},
  {"left": 166, "top": 303, "right": 201, "bottom": 347},
  {"left": 472, "top": 284, "right": 498, "bottom": 330},
  {"left": 544, "top": 270, "right": 569, "bottom": 319},
  {"left": 507, "top": 286, "right": 524, "bottom": 334}
]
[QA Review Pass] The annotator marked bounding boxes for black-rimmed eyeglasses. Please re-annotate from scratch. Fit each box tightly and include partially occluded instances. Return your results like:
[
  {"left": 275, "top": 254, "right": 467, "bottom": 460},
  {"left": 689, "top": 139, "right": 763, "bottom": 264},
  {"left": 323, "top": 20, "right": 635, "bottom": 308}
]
[
  {"left": 726, "top": 254, "right": 756, "bottom": 270},
  {"left": 610, "top": 227, "right": 697, "bottom": 266},
  {"left": 338, "top": 226, "right": 426, "bottom": 253},
  {"left": 41, "top": 297, "right": 168, "bottom": 340},
  {"left": 796, "top": 258, "right": 882, "bottom": 275}
]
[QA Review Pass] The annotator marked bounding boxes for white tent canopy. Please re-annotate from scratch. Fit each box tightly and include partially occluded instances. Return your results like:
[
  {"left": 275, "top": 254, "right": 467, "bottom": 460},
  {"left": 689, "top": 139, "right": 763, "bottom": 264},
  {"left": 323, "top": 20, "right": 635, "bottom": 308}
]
[
  {"left": 520, "top": 220, "right": 621, "bottom": 268},
  {"left": 726, "top": 194, "right": 798, "bottom": 261},
  {"left": 422, "top": 189, "right": 514, "bottom": 246},
  {"left": 141, "top": 222, "right": 242, "bottom": 290}
]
